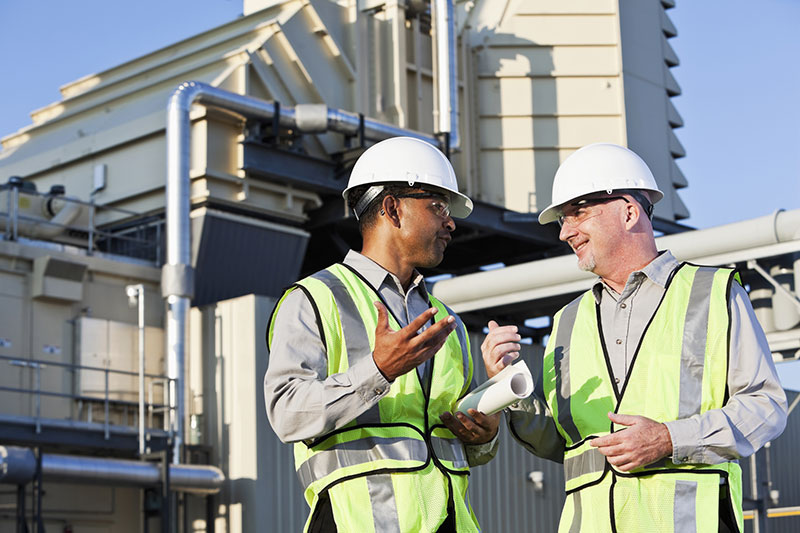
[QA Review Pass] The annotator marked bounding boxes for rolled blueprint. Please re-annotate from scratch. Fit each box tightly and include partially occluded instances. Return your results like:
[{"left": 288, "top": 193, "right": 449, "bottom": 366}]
[{"left": 456, "top": 360, "right": 533, "bottom": 415}]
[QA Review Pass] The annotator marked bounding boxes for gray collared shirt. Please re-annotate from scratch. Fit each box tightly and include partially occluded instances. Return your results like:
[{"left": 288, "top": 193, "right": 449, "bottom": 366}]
[
  {"left": 264, "top": 250, "right": 497, "bottom": 466},
  {"left": 508, "top": 250, "right": 788, "bottom": 465}
]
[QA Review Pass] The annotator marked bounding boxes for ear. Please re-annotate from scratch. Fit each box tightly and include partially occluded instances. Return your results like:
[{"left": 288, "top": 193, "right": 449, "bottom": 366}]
[
  {"left": 623, "top": 200, "right": 640, "bottom": 230},
  {"left": 382, "top": 195, "right": 402, "bottom": 228}
]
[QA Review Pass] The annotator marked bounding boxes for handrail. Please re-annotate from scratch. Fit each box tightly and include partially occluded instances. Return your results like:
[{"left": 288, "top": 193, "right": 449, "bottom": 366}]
[
  {"left": 0, "top": 354, "right": 168, "bottom": 379},
  {"left": 0, "top": 185, "right": 160, "bottom": 262},
  {"left": 2, "top": 354, "right": 173, "bottom": 451}
]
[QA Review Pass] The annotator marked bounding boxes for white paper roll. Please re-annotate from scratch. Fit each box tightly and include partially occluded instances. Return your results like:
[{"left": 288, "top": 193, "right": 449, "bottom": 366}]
[{"left": 456, "top": 360, "right": 534, "bottom": 415}]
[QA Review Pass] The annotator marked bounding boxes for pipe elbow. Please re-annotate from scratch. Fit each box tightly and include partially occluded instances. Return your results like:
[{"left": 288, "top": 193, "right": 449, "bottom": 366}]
[{"left": 167, "top": 81, "right": 209, "bottom": 114}]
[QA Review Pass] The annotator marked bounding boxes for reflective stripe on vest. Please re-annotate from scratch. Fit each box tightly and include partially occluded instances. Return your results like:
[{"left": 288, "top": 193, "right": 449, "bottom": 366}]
[
  {"left": 543, "top": 264, "right": 743, "bottom": 532},
  {"left": 296, "top": 434, "right": 429, "bottom": 489},
  {"left": 270, "top": 263, "right": 474, "bottom": 530}
]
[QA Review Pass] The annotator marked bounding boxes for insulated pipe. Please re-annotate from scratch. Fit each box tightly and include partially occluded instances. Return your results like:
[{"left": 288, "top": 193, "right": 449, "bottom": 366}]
[
  {"left": 0, "top": 446, "right": 223, "bottom": 494},
  {"left": 165, "top": 81, "right": 447, "bottom": 464},
  {"left": 433, "top": 0, "right": 460, "bottom": 151},
  {"left": 0, "top": 192, "right": 83, "bottom": 239},
  {"left": 433, "top": 209, "right": 800, "bottom": 313}
]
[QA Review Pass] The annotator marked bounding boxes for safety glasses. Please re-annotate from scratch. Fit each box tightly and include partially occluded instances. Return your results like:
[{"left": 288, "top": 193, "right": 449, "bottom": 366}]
[
  {"left": 557, "top": 196, "right": 629, "bottom": 228},
  {"left": 394, "top": 192, "right": 451, "bottom": 219}
]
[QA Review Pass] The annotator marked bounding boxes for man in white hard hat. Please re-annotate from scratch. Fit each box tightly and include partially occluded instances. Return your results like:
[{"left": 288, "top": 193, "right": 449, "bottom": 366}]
[
  {"left": 481, "top": 143, "right": 787, "bottom": 532},
  {"left": 265, "top": 136, "right": 499, "bottom": 533}
]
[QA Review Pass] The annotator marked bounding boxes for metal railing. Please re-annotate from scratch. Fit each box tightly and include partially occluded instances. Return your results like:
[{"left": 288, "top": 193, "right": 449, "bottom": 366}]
[
  {"left": 0, "top": 181, "right": 162, "bottom": 264},
  {"left": 0, "top": 354, "right": 173, "bottom": 450}
]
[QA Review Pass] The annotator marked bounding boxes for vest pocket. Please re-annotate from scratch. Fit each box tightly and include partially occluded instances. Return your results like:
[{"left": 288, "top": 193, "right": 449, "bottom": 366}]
[{"left": 612, "top": 473, "right": 720, "bottom": 532}]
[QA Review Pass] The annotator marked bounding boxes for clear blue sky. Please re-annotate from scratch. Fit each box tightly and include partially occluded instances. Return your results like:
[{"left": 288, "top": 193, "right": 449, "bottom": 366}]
[{"left": 1, "top": 1, "right": 797, "bottom": 230}]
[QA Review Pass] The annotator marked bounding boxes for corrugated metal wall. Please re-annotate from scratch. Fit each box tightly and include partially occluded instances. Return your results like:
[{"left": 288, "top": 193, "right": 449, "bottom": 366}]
[
  {"left": 191, "top": 212, "right": 309, "bottom": 306},
  {"left": 740, "top": 390, "right": 800, "bottom": 533},
  {"left": 467, "top": 331, "right": 564, "bottom": 532}
]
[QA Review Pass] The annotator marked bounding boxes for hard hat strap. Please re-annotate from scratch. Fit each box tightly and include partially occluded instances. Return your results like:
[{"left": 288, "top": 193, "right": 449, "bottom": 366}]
[
  {"left": 626, "top": 190, "right": 654, "bottom": 220},
  {"left": 353, "top": 185, "right": 385, "bottom": 220}
]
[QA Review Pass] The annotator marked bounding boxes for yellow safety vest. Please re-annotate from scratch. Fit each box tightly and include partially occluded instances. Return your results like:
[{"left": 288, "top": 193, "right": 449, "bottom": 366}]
[
  {"left": 543, "top": 263, "right": 744, "bottom": 532},
  {"left": 268, "top": 263, "right": 480, "bottom": 533}
]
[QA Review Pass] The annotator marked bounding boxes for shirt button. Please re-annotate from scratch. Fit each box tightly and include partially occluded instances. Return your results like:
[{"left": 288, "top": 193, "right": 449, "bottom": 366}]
[
  {"left": 615, "top": 339, "right": 622, "bottom": 345},
  {"left": 374, "top": 388, "right": 384, "bottom": 395},
  {"left": 615, "top": 378, "right": 620, "bottom": 384},
  {"left": 620, "top": 303, "right": 627, "bottom": 309}
]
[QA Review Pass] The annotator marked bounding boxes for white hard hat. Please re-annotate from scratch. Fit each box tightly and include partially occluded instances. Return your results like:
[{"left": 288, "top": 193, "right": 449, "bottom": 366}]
[
  {"left": 342, "top": 136, "right": 473, "bottom": 218},
  {"left": 538, "top": 143, "right": 664, "bottom": 225}
]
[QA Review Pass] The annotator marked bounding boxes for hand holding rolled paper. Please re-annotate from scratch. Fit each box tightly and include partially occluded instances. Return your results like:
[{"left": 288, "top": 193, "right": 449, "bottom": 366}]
[{"left": 456, "top": 360, "right": 533, "bottom": 415}]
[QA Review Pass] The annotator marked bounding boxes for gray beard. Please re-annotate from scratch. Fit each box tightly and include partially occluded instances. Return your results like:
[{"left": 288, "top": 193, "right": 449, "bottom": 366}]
[{"left": 578, "top": 253, "right": 596, "bottom": 272}]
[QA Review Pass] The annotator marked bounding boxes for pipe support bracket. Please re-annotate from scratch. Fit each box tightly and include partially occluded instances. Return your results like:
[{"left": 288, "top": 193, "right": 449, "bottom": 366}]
[{"left": 161, "top": 264, "right": 195, "bottom": 299}]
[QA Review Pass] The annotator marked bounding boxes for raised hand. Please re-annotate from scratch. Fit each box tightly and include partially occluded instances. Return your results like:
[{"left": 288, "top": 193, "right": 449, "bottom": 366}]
[
  {"left": 480, "top": 320, "right": 521, "bottom": 378},
  {"left": 372, "top": 301, "right": 457, "bottom": 382},
  {"left": 589, "top": 412, "right": 673, "bottom": 471}
]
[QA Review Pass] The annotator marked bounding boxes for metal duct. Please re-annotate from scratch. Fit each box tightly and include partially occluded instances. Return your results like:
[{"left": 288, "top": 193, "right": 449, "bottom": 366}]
[
  {"left": 432, "top": 209, "right": 800, "bottom": 313},
  {"left": 165, "top": 81, "right": 452, "bottom": 463},
  {"left": 0, "top": 446, "right": 223, "bottom": 494}
]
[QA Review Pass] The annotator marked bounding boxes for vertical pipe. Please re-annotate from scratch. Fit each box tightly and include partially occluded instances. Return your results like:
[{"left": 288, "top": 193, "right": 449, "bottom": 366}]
[
  {"left": 165, "top": 82, "right": 197, "bottom": 465},
  {"left": 445, "top": 0, "right": 459, "bottom": 151},
  {"left": 4, "top": 183, "right": 11, "bottom": 241},
  {"left": 138, "top": 285, "right": 146, "bottom": 456},
  {"left": 433, "top": 0, "right": 460, "bottom": 151},
  {"left": 88, "top": 200, "right": 95, "bottom": 255},
  {"left": 35, "top": 449, "right": 44, "bottom": 533},
  {"left": 11, "top": 186, "right": 19, "bottom": 240},
  {"left": 15, "top": 484, "right": 25, "bottom": 533},
  {"left": 34, "top": 364, "right": 41, "bottom": 434},
  {"left": 104, "top": 368, "right": 110, "bottom": 440},
  {"left": 166, "top": 297, "right": 188, "bottom": 463}
]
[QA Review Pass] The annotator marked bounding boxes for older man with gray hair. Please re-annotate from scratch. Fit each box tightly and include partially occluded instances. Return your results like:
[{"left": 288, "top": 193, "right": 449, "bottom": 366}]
[{"left": 482, "top": 143, "right": 787, "bottom": 532}]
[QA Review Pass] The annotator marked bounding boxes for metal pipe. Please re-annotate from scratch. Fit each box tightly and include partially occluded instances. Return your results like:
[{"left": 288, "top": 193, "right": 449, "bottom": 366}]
[
  {"left": 164, "top": 81, "right": 451, "bottom": 463},
  {"left": 325, "top": 107, "right": 439, "bottom": 145},
  {"left": 126, "top": 284, "right": 147, "bottom": 455},
  {"left": 0, "top": 446, "right": 223, "bottom": 494},
  {"left": 432, "top": 0, "right": 460, "bottom": 151},
  {"left": 748, "top": 261, "right": 800, "bottom": 314},
  {"left": 433, "top": 209, "right": 800, "bottom": 312}
]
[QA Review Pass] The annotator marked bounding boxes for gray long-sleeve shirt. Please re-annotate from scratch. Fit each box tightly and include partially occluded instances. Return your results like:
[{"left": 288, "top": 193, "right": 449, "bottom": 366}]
[
  {"left": 508, "top": 251, "right": 788, "bottom": 465},
  {"left": 265, "top": 250, "right": 498, "bottom": 466}
]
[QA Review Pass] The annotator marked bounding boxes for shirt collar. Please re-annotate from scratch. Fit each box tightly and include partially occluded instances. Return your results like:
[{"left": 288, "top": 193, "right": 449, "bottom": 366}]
[
  {"left": 343, "top": 250, "right": 427, "bottom": 297},
  {"left": 591, "top": 250, "right": 680, "bottom": 303}
]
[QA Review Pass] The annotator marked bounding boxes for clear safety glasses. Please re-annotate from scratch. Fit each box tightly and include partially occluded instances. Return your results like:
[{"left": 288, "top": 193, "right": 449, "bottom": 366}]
[
  {"left": 557, "top": 196, "right": 630, "bottom": 228},
  {"left": 394, "top": 192, "right": 451, "bottom": 219}
]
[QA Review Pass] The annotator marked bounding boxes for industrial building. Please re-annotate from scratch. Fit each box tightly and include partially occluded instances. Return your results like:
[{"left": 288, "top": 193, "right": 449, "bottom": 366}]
[{"left": 0, "top": 0, "right": 798, "bottom": 531}]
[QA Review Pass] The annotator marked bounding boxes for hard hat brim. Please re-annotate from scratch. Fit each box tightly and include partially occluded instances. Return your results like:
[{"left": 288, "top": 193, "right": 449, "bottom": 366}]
[
  {"left": 449, "top": 190, "right": 473, "bottom": 219},
  {"left": 537, "top": 203, "right": 561, "bottom": 225}
]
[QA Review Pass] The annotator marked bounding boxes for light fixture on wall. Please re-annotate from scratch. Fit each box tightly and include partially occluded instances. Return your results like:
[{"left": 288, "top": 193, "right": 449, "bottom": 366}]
[{"left": 528, "top": 470, "right": 544, "bottom": 492}]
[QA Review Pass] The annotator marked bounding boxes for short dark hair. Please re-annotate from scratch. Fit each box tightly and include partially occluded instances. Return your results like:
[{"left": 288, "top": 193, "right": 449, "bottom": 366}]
[{"left": 345, "top": 184, "right": 441, "bottom": 234}]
